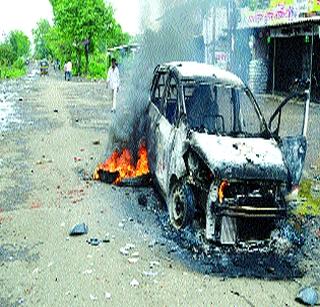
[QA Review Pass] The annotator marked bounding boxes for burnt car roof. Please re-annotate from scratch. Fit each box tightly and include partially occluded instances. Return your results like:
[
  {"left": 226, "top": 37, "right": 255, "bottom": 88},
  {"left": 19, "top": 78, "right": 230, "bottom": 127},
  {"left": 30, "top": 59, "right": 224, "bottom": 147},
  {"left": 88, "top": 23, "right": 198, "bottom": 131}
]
[{"left": 160, "top": 61, "right": 245, "bottom": 88}]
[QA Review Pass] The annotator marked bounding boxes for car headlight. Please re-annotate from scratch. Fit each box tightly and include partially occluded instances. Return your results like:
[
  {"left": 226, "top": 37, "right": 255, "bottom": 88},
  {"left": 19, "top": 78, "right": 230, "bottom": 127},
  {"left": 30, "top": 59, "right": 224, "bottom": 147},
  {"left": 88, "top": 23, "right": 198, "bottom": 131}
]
[{"left": 218, "top": 180, "right": 229, "bottom": 204}]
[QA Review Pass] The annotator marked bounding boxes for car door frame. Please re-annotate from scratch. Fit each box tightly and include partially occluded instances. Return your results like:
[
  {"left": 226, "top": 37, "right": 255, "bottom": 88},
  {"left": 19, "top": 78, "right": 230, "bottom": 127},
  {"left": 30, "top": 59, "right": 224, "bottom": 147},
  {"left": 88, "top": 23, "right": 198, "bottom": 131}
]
[
  {"left": 268, "top": 90, "right": 309, "bottom": 186},
  {"left": 154, "top": 70, "right": 183, "bottom": 195}
]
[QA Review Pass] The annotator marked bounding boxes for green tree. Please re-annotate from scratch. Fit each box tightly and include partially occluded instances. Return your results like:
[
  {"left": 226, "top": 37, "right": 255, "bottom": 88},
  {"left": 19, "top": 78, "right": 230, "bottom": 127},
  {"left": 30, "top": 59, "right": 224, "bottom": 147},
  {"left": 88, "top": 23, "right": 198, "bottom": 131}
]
[
  {"left": 50, "top": 0, "right": 129, "bottom": 75},
  {"left": 0, "top": 43, "right": 15, "bottom": 66},
  {"left": 7, "top": 30, "right": 31, "bottom": 59},
  {"left": 32, "top": 19, "right": 52, "bottom": 59}
]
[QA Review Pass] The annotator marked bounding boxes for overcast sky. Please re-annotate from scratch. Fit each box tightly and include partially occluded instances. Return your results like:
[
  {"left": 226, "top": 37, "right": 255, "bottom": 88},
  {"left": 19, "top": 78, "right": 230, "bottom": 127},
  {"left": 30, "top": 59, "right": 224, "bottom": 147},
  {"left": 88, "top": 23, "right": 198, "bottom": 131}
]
[
  {"left": 0, "top": 0, "right": 140, "bottom": 42},
  {"left": 0, "top": 0, "right": 53, "bottom": 41}
]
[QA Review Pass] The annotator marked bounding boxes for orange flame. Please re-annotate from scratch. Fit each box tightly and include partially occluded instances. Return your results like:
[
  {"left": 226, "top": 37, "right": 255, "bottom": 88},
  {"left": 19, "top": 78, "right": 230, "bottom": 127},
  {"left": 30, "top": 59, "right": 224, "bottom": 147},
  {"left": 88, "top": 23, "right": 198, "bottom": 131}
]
[{"left": 93, "top": 142, "right": 150, "bottom": 184}]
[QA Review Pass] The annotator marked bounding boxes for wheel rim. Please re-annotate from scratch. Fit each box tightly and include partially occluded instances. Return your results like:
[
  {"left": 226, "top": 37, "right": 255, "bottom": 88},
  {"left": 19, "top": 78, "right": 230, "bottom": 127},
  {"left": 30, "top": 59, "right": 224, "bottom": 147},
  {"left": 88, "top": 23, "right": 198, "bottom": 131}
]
[{"left": 171, "top": 188, "right": 186, "bottom": 228}]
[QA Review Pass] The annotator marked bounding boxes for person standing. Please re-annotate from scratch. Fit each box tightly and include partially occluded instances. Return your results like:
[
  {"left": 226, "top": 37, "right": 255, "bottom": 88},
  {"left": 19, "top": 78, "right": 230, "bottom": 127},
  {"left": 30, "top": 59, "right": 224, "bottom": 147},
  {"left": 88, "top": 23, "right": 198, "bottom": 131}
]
[
  {"left": 66, "top": 60, "right": 72, "bottom": 81},
  {"left": 107, "top": 58, "right": 120, "bottom": 112},
  {"left": 64, "top": 62, "right": 67, "bottom": 80}
]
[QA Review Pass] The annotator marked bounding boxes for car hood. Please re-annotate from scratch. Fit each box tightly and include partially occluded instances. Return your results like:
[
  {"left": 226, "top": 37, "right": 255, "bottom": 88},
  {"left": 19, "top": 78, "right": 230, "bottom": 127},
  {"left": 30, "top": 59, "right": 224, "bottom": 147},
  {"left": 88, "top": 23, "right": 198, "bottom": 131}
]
[{"left": 189, "top": 132, "right": 288, "bottom": 181}]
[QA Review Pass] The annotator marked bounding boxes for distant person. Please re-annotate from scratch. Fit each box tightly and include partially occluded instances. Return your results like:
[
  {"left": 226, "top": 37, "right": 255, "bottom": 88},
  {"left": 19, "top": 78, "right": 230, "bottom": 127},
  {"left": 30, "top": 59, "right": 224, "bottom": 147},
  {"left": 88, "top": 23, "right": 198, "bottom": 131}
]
[
  {"left": 107, "top": 58, "right": 120, "bottom": 112},
  {"left": 64, "top": 62, "right": 67, "bottom": 80},
  {"left": 66, "top": 60, "right": 72, "bottom": 81}
]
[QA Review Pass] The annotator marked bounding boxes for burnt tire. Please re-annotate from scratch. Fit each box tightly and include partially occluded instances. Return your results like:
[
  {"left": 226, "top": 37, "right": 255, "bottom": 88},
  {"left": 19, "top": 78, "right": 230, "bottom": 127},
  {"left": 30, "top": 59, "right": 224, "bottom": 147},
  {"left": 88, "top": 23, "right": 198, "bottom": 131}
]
[{"left": 168, "top": 181, "right": 195, "bottom": 230}]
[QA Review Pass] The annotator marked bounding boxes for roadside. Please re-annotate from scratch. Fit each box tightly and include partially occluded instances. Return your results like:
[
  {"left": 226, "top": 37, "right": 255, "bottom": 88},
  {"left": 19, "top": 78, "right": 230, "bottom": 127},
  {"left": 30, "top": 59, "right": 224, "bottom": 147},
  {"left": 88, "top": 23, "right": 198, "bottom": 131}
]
[{"left": 0, "top": 72, "right": 319, "bottom": 306}]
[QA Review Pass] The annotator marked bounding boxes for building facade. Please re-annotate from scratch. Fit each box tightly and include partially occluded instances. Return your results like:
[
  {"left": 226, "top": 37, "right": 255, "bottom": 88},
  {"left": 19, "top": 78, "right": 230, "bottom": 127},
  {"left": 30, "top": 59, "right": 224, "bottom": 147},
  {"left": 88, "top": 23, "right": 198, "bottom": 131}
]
[{"left": 237, "top": 0, "right": 320, "bottom": 100}]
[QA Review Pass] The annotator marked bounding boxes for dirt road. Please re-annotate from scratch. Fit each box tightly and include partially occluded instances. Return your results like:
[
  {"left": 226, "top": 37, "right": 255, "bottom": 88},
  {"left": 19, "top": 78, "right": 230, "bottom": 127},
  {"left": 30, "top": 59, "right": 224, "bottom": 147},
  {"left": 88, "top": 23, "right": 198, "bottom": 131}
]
[{"left": 0, "top": 72, "right": 317, "bottom": 306}]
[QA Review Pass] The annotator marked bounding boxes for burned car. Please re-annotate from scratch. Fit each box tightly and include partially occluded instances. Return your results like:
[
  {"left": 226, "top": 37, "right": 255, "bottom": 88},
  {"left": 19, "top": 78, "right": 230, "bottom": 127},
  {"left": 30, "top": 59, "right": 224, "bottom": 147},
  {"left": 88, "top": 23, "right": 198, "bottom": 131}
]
[{"left": 146, "top": 61, "right": 309, "bottom": 244}]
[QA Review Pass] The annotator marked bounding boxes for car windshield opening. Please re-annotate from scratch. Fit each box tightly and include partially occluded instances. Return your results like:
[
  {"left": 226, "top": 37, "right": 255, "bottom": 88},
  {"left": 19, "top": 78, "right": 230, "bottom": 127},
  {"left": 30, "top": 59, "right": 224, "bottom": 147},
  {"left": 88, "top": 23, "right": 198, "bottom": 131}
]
[{"left": 183, "top": 82, "right": 267, "bottom": 137}]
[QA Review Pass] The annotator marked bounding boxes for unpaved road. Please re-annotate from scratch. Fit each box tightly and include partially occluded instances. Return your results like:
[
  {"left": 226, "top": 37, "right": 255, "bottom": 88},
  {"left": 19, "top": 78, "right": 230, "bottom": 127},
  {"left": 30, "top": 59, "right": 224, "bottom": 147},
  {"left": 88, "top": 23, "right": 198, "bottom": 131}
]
[{"left": 0, "top": 70, "right": 318, "bottom": 306}]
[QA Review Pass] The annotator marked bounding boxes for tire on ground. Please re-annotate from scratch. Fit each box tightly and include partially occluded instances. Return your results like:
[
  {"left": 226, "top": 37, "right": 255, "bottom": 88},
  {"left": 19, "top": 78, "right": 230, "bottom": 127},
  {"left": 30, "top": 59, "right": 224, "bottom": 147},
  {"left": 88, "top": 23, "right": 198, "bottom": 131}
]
[{"left": 168, "top": 181, "right": 195, "bottom": 230}]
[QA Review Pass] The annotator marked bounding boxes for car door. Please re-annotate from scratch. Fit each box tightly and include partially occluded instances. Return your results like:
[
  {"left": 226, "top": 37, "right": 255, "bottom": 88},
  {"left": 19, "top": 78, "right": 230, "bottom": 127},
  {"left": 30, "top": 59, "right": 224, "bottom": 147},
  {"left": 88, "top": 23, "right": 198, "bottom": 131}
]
[
  {"left": 268, "top": 86, "right": 310, "bottom": 186},
  {"left": 154, "top": 73, "right": 180, "bottom": 194},
  {"left": 147, "top": 68, "right": 168, "bottom": 176}
]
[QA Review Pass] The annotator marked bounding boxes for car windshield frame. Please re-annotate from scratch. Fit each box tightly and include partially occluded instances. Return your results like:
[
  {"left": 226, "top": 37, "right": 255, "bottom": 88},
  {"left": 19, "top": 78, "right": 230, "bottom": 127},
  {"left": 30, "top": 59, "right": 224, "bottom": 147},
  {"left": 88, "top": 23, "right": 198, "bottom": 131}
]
[{"left": 181, "top": 79, "right": 271, "bottom": 138}]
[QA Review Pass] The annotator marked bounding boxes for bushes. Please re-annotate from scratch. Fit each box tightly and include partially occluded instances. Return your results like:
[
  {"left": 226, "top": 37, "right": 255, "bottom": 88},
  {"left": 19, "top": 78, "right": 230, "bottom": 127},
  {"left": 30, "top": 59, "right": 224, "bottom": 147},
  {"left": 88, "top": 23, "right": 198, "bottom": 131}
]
[
  {"left": 88, "top": 53, "right": 108, "bottom": 79},
  {"left": 0, "top": 65, "right": 26, "bottom": 79},
  {"left": 0, "top": 30, "right": 30, "bottom": 80}
]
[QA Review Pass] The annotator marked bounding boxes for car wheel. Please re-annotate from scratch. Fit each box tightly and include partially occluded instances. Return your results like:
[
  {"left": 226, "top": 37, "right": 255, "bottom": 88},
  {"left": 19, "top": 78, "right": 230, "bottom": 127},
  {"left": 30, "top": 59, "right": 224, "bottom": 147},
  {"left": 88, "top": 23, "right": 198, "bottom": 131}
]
[{"left": 168, "top": 181, "right": 195, "bottom": 229}]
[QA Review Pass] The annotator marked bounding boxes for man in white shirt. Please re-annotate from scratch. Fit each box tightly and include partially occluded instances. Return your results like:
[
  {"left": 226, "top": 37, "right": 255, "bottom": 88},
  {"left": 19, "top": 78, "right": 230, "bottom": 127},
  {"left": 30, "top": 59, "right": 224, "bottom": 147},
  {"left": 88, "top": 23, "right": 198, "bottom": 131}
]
[
  {"left": 66, "top": 60, "right": 72, "bottom": 81},
  {"left": 107, "top": 58, "right": 120, "bottom": 112}
]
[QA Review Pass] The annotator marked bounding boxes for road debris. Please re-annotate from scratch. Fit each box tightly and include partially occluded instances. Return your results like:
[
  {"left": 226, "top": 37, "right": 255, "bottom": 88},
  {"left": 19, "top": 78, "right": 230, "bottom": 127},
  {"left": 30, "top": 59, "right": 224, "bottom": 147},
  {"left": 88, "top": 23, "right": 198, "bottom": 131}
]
[
  {"left": 119, "top": 243, "right": 136, "bottom": 256},
  {"left": 69, "top": 223, "right": 88, "bottom": 236},
  {"left": 82, "top": 269, "right": 93, "bottom": 275},
  {"left": 130, "top": 279, "right": 139, "bottom": 288},
  {"left": 128, "top": 257, "right": 139, "bottom": 264},
  {"left": 119, "top": 248, "right": 129, "bottom": 256},
  {"left": 90, "top": 294, "right": 98, "bottom": 301},
  {"left": 138, "top": 194, "right": 148, "bottom": 207},
  {"left": 143, "top": 271, "right": 158, "bottom": 277},
  {"left": 150, "top": 261, "right": 160, "bottom": 269},
  {"left": 86, "top": 238, "right": 101, "bottom": 246},
  {"left": 296, "top": 287, "right": 319, "bottom": 306}
]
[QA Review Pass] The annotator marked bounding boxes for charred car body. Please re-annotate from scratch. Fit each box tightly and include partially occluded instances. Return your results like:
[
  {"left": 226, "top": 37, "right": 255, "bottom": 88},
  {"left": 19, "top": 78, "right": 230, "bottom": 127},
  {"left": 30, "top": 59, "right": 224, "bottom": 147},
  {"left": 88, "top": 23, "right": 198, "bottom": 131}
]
[{"left": 146, "top": 62, "right": 309, "bottom": 245}]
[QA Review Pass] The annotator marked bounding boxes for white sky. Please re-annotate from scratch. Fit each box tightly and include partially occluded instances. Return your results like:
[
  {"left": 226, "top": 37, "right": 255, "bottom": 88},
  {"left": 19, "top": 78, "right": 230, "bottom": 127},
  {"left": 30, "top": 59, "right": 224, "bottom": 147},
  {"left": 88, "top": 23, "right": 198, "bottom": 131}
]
[
  {"left": 0, "top": 0, "right": 141, "bottom": 43},
  {"left": 107, "top": 0, "right": 140, "bottom": 35},
  {"left": 0, "top": 0, "right": 53, "bottom": 41}
]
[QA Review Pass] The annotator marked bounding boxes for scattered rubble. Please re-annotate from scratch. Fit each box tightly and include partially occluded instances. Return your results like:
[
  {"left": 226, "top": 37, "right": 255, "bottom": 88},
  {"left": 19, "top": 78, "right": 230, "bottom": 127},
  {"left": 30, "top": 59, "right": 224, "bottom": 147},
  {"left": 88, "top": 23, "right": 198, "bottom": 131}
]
[
  {"left": 143, "top": 271, "right": 158, "bottom": 277},
  {"left": 130, "top": 279, "right": 139, "bottom": 288},
  {"left": 296, "top": 287, "right": 319, "bottom": 306},
  {"left": 119, "top": 243, "right": 136, "bottom": 256},
  {"left": 89, "top": 294, "right": 98, "bottom": 301},
  {"left": 128, "top": 257, "right": 139, "bottom": 264},
  {"left": 86, "top": 238, "right": 101, "bottom": 246},
  {"left": 69, "top": 223, "right": 88, "bottom": 236},
  {"left": 138, "top": 194, "right": 148, "bottom": 207}
]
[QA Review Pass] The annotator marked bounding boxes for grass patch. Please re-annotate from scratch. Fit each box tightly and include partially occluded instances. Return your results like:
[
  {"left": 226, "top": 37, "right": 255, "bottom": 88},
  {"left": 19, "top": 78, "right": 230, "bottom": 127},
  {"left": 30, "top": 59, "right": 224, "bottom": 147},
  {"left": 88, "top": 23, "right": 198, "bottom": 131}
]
[
  {"left": 294, "top": 180, "right": 320, "bottom": 216},
  {"left": 0, "top": 66, "right": 26, "bottom": 79}
]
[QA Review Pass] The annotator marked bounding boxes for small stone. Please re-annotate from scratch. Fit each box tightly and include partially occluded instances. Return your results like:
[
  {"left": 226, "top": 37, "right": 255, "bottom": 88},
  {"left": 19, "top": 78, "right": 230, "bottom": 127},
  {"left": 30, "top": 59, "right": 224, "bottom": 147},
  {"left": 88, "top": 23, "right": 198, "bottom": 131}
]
[
  {"left": 150, "top": 261, "right": 160, "bottom": 268},
  {"left": 53, "top": 109, "right": 58, "bottom": 113},
  {"left": 119, "top": 248, "right": 129, "bottom": 256},
  {"left": 130, "top": 279, "right": 139, "bottom": 288},
  {"left": 86, "top": 238, "right": 100, "bottom": 246},
  {"left": 17, "top": 298, "right": 24, "bottom": 305},
  {"left": 105, "top": 292, "right": 112, "bottom": 300},
  {"left": 138, "top": 194, "right": 148, "bottom": 207},
  {"left": 143, "top": 271, "right": 158, "bottom": 277},
  {"left": 296, "top": 287, "right": 318, "bottom": 305},
  {"left": 82, "top": 269, "right": 93, "bottom": 275},
  {"left": 148, "top": 240, "right": 157, "bottom": 248},
  {"left": 128, "top": 257, "right": 139, "bottom": 264},
  {"left": 90, "top": 294, "right": 97, "bottom": 301},
  {"left": 132, "top": 252, "right": 139, "bottom": 257},
  {"left": 69, "top": 223, "right": 88, "bottom": 236},
  {"left": 93, "top": 140, "right": 100, "bottom": 145},
  {"left": 125, "top": 243, "right": 135, "bottom": 250},
  {"left": 118, "top": 222, "right": 124, "bottom": 228}
]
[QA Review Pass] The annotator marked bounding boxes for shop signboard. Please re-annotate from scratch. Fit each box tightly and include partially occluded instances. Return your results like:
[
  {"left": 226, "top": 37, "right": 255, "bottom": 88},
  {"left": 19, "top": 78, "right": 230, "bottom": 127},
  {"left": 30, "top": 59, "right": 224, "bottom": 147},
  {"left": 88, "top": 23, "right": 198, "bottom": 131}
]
[{"left": 239, "top": 0, "right": 320, "bottom": 28}]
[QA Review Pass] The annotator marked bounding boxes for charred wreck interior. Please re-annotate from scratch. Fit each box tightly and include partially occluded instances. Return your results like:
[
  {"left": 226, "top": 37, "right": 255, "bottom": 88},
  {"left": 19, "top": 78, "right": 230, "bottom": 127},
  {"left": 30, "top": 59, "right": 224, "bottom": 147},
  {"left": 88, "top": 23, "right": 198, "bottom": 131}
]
[{"left": 144, "top": 61, "right": 308, "bottom": 246}]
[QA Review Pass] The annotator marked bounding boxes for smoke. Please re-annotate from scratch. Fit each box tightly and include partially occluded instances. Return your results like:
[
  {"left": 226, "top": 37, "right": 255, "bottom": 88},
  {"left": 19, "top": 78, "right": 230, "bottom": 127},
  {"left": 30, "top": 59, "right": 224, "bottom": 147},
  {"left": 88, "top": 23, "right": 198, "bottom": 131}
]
[{"left": 106, "top": 0, "right": 217, "bottom": 157}]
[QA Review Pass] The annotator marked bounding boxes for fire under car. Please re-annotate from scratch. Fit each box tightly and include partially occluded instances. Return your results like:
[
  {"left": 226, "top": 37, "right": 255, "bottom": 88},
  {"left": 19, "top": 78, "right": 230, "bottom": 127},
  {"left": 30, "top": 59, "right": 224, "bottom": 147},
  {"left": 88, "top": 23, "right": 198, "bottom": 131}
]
[{"left": 146, "top": 61, "right": 310, "bottom": 245}]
